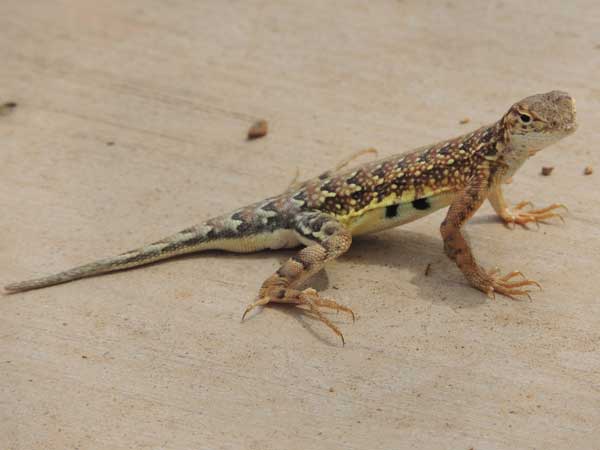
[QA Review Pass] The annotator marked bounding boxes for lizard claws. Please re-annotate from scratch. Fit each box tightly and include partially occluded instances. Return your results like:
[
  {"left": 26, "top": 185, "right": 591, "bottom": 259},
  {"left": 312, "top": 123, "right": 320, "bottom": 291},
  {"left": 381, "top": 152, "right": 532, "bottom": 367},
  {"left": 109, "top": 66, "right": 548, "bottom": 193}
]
[
  {"left": 514, "top": 201, "right": 534, "bottom": 210},
  {"left": 241, "top": 287, "right": 354, "bottom": 345},
  {"left": 241, "top": 297, "right": 270, "bottom": 321},
  {"left": 502, "top": 201, "right": 567, "bottom": 229},
  {"left": 482, "top": 269, "right": 541, "bottom": 300}
]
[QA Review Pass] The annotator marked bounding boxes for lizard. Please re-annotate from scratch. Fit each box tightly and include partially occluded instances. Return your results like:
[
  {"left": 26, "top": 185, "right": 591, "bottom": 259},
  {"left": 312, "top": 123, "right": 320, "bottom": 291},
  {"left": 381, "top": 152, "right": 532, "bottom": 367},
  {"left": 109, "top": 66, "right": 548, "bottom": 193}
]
[{"left": 4, "top": 90, "right": 577, "bottom": 344}]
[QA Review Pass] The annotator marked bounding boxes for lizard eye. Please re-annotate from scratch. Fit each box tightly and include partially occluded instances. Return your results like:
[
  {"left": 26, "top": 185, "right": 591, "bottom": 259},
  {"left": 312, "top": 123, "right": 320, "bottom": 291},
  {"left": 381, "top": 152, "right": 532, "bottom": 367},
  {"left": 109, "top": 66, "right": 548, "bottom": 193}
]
[{"left": 519, "top": 113, "right": 532, "bottom": 123}]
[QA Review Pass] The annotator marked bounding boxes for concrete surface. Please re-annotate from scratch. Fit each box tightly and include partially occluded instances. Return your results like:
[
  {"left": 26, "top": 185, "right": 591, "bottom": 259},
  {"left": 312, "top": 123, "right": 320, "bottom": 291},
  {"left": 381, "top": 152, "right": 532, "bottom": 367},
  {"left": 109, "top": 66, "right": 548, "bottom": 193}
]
[{"left": 2, "top": 1, "right": 600, "bottom": 449}]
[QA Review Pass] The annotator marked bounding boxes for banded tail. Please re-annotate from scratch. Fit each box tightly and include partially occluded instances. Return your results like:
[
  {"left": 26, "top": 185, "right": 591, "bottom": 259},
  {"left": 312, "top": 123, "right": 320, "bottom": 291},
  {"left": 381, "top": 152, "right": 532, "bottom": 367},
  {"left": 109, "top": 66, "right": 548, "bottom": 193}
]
[{"left": 4, "top": 203, "right": 297, "bottom": 293}]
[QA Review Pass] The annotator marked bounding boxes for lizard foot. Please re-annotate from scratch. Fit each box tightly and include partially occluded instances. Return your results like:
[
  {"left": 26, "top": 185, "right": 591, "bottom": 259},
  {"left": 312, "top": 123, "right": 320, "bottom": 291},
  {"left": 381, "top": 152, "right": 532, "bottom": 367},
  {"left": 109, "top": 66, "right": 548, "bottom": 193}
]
[
  {"left": 241, "top": 287, "right": 354, "bottom": 345},
  {"left": 481, "top": 268, "right": 542, "bottom": 300},
  {"left": 503, "top": 201, "right": 567, "bottom": 229}
]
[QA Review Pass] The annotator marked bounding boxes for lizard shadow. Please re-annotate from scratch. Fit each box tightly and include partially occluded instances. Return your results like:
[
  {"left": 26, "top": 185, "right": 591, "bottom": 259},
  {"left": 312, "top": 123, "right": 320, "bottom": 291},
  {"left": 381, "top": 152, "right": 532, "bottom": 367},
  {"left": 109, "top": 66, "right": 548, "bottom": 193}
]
[
  {"left": 170, "top": 212, "right": 547, "bottom": 342},
  {"left": 228, "top": 225, "right": 491, "bottom": 344},
  {"left": 28, "top": 226, "right": 493, "bottom": 345},
  {"left": 344, "top": 229, "right": 489, "bottom": 309},
  {"left": 245, "top": 226, "right": 496, "bottom": 345}
]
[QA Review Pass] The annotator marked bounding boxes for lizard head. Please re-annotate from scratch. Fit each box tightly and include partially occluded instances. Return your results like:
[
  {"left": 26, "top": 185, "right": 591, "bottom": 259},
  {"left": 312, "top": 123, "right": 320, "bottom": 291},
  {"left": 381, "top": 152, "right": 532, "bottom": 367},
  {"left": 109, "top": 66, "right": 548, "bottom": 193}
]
[{"left": 502, "top": 90, "right": 577, "bottom": 154}]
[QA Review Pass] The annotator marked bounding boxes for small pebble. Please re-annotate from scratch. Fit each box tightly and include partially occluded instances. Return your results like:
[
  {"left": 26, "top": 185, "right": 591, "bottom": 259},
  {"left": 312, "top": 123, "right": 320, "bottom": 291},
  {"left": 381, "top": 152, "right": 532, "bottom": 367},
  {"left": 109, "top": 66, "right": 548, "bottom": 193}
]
[
  {"left": 0, "top": 101, "right": 17, "bottom": 116},
  {"left": 541, "top": 166, "right": 554, "bottom": 176},
  {"left": 459, "top": 117, "right": 470, "bottom": 124},
  {"left": 424, "top": 263, "right": 432, "bottom": 276},
  {"left": 247, "top": 119, "right": 268, "bottom": 140},
  {"left": 584, "top": 166, "right": 593, "bottom": 175}
]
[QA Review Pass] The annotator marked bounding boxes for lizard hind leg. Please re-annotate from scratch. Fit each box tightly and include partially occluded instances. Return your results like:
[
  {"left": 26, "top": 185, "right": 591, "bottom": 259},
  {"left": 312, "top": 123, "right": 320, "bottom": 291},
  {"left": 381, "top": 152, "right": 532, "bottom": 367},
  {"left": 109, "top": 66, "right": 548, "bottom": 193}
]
[
  {"left": 286, "top": 147, "right": 378, "bottom": 192},
  {"left": 242, "top": 211, "right": 354, "bottom": 344}
]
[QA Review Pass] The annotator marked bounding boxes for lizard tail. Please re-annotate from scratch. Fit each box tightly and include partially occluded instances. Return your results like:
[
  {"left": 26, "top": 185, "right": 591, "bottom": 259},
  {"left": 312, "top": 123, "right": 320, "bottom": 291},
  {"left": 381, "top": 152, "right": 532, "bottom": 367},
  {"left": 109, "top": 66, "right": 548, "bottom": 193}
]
[
  {"left": 4, "top": 205, "right": 292, "bottom": 293},
  {"left": 4, "top": 223, "right": 220, "bottom": 293}
]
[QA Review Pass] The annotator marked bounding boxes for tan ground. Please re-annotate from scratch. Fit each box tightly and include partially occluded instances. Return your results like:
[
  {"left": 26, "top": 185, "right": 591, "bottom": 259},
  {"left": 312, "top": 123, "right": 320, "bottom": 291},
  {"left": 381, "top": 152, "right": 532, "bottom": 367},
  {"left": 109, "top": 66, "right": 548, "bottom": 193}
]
[{"left": 2, "top": 1, "right": 600, "bottom": 449}]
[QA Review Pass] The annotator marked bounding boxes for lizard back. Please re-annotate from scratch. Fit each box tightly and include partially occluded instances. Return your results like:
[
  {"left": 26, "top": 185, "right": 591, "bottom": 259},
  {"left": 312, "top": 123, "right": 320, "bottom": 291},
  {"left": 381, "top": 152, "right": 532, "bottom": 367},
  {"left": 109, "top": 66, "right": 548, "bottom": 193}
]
[{"left": 289, "top": 124, "right": 500, "bottom": 234}]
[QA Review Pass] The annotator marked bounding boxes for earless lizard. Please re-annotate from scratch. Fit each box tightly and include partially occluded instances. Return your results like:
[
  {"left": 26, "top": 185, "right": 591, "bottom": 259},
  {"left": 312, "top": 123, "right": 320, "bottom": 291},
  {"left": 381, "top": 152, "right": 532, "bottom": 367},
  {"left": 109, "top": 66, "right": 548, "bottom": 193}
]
[{"left": 5, "top": 91, "right": 577, "bottom": 343}]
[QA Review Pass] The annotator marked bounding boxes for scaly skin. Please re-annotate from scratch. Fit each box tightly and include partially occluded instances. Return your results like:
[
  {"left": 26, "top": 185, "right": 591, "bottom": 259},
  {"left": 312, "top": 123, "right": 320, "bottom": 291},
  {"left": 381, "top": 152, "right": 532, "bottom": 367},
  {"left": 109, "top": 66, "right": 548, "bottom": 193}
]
[{"left": 4, "top": 91, "right": 577, "bottom": 344}]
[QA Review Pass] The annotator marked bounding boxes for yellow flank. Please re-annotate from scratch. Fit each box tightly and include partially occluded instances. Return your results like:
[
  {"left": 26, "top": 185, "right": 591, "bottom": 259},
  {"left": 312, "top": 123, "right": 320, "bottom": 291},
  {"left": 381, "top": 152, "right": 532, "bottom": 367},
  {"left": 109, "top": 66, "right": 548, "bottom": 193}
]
[
  {"left": 345, "top": 191, "right": 456, "bottom": 235},
  {"left": 333, "top": 185, "right": 448, "bottom": 225},
  {"left": 333, "top": 192, "right": 399, "bottom": 223}
]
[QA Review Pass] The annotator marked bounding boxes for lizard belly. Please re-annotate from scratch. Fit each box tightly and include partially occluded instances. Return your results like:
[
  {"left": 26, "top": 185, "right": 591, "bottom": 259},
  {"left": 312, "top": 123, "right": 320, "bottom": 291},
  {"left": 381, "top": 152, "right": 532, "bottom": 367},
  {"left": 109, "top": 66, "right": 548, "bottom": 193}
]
[
  {"left": 212, "top": 229, "right": 300, "bottom": 253},
  {"left": 345, "top": 192, "right": 455, "bottom": 236}
]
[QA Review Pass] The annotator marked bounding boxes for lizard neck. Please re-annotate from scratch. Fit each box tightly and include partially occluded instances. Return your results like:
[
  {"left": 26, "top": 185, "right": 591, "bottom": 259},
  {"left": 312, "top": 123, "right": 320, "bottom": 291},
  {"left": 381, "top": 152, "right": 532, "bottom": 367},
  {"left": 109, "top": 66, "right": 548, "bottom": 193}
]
[
  {"left": 479, "top": 120, "right": 528, "bottom": 181},
  {"left": 499, "top": 120, "right": 532, "bottom": 180}
]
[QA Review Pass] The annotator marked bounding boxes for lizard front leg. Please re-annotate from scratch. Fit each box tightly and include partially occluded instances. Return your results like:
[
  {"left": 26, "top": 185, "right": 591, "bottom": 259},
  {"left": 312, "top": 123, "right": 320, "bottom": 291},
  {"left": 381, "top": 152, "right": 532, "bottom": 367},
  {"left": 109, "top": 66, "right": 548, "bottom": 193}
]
[
  {"left": 488, "top": 183, "right": 566, "bottom": 228},
  {"left": 242, "top": 211, "right": 354, "bottom": 344},
  {"left": 441, "top": 169, "right": 540, "bottom": 299}
]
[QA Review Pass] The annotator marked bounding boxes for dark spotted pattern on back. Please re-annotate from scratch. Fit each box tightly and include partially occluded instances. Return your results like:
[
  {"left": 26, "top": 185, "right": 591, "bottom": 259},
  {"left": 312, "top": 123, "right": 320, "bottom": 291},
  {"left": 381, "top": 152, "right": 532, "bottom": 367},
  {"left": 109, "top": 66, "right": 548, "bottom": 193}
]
[{"left": 291, "top": 123, "right": 503, "bottom": 220}]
